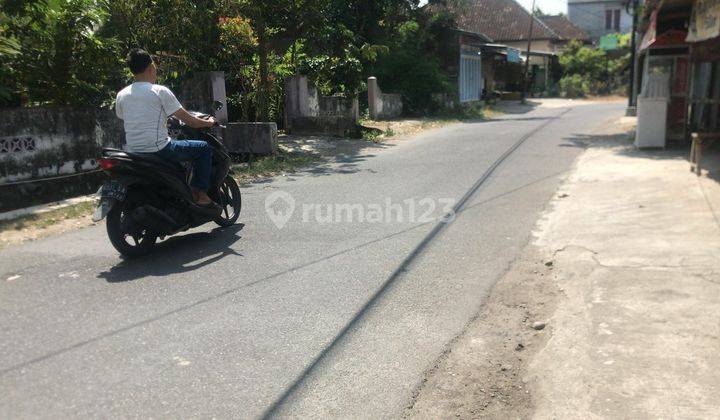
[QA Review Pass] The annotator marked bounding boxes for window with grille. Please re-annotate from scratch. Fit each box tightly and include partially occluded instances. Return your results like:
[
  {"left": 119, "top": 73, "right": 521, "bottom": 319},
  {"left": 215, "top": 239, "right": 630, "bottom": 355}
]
[
  {"left": 605, "top": 10, "right": 612, "bottom": 30},
  {"left": 613, "top": 10, "right": 621, "bottom": 31}
]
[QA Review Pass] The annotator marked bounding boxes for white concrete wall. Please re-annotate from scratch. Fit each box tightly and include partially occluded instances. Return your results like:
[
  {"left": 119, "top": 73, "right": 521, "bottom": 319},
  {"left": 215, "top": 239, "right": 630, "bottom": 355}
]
[
  {"left": 0, "top": 108, "right": 123, "bottom": 183},
  {"left": 178, "top": 71, "right": 228, "bottom": 122},
  {"left": 568, "top": 0, "right": 633, "bottom": 41},
  {"left": 368, "top": 77, "right": 403, "bottom": 119}
]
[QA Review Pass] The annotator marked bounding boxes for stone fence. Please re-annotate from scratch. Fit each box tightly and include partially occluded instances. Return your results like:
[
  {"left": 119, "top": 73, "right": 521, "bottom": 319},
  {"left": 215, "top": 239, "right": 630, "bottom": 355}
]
[
  {"left": 0, "top": 71, "right": 284, "bottom": 212},
  {"left": 0, "top": 107, "right": 123, "bottom": 183},
  {"left": 284, "top": 75, "right": 359, "bottom": 136},
  {"left": 368, "top": 77, "right": 403, "bottom": 120},
  {"left": 0, "top": 73, "right": 228, "bottom": 212},
  {"left": 178, "top": 71, "right": 229, "bottom": 123},
  {"left": 0, "top": 107, "right": 124, "bottom": 211}
]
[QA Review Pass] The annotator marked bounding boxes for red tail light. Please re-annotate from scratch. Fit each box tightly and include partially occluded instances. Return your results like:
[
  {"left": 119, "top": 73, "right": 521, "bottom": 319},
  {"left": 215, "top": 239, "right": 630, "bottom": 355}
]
[{"left": 98, "top": 158, "right": 117, "bottom": 170}]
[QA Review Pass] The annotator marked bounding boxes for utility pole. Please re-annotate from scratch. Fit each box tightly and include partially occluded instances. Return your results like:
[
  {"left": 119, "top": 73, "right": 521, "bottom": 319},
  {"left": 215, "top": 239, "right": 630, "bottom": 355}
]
[
  {"left": 627, "top": 0, "right": 639, "bottom": 115},
  {"left": 521, "top": 0, "right": 537, "bottom": 103}
]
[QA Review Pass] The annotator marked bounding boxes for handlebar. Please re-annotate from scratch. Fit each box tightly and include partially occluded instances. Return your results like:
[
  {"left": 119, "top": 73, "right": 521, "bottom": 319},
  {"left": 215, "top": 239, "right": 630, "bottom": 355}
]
[{"left": 171, "top": 112, "right": 225, "bottom": 130}]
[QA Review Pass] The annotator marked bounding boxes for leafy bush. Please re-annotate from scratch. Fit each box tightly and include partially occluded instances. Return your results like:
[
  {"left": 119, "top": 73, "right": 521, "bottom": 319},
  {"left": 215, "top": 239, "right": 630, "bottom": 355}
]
[
  {"left": 372, "top": 19, "right": 452, "bottom": 115},
  {"left": 299, "top": 51, "right": 364, "bottom": 97},
  {"left": 559, "top": 37, "right": 631, "bottom": 97},
  {"left": 1, "top": 0, "right": 459, "bottom": 125},
  {"left": 559, "top": 74, "right": 589, "bottom": 98},
  {"left": 2, "top": 0, "right": 126, "bottom": 107},
  {"left": 560, "top": 40, "right": 606, "bottom": 82}
]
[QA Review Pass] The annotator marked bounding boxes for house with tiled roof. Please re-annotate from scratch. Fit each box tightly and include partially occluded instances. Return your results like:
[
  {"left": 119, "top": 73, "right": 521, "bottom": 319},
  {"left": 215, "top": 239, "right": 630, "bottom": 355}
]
[
  {"left": 428, "top": 0, "right": 568, "bottom": 101},
  {"left": 452, "top": 0, "right": 559, "bottom": 52}
]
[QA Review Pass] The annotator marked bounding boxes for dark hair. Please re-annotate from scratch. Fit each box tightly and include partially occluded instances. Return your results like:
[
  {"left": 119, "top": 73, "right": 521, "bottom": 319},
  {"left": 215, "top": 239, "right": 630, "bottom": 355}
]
[{"left": 127, "top": 48, "right": 153, "bottom": 74}]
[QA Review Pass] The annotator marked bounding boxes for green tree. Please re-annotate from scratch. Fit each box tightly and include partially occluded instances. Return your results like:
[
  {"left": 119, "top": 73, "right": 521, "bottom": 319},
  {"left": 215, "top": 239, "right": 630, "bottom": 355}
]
[
  {"left": 103, "top": 0, "right": 223, "bottom": 89},
  {"left": 605, "top": 33, "right": 631, "bottom": 92},
  {"left": 2, "top": 0, "right": 126, "bottom": 107},
  {"left": 560, "top": 40, "right": 607, "bottom": 81},
  {"left": 368, "top": 1, "right": 460, "bottom": 114},
  {"left": 1, "top": 0, "right": 463, "bottom": 122},
  {"left": 372, "top": 19, "right": 450, "bottom": 114},
  {"left": 560, "top": 36, "right": 631, "bottom": 97},
  {"left": 0, "top": 9, "right": 21, "bottom": 103},
  {"left": 218, "top": 0, "right": 327, "bottom": 120}
]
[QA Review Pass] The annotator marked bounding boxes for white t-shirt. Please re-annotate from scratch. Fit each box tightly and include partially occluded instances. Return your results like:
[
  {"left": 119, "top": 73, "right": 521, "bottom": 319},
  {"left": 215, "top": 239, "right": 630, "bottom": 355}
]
[{"left": 115, "top": 82, "right": 183, "bottom": 153}]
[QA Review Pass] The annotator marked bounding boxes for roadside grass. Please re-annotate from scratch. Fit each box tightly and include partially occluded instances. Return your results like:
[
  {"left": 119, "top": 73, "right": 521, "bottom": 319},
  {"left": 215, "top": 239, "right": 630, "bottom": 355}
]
[
  {"left": 0, "top": 201, "right": 96, "bottom": 233},
  {"left": 480, "top": 106, "right": 505, "bottom": 119},
  {"left": 358, "top": 104, "right": 500, "bottom": 142},
  {"left": 416, "top": 107, "right": 493, "bottom": 129},
  {"left": 361, "top": 126, "right": 385, "bottom": 142},
  {"left": 231, "top": 148, "right": 323, "bottom": 182},
  {"left": 437, "top": 104, "right": 492, "bottom": 121}
]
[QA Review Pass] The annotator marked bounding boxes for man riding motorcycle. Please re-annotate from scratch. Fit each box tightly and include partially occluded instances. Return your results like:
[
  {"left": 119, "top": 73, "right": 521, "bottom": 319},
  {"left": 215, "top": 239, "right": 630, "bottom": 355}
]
[{"left": 114, "top": 48, "right": 217, "bottom": 207}]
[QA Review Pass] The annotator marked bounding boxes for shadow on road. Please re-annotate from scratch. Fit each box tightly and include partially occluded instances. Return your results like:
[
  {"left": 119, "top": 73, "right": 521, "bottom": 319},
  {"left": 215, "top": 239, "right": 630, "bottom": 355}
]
[
  {"left": 560, "top": 130, "right": 720, "bottom": 187},
  {"left": 238, "top": 139, "right": 393, "bottom": 186},
  {"left": 560, "top": 130, "right": 691, "bottom": 156},
  {"left": 483, "top": 116, "right": 556, "bottom": 123},
  {"left": 97, "top": 224, "right": 245, "bottom": 283},
  {"left": 490, "top": 100, "right": 539, "bottom": 114},
  {"left": 301, "top": 152, "right": 380, "bottom": 176}
]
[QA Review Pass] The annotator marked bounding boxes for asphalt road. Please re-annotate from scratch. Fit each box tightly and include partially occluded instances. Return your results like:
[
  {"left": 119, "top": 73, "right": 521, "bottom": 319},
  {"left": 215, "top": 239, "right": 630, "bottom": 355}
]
[{"left": 0, "top": 101, "right": 624, "bottom": 418}]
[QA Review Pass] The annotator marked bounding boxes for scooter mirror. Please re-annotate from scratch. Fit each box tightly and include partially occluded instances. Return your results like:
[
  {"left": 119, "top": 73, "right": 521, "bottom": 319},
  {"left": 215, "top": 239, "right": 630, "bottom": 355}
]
[{"left": 213, "top": 100, "right": 224, "bottom": 111}]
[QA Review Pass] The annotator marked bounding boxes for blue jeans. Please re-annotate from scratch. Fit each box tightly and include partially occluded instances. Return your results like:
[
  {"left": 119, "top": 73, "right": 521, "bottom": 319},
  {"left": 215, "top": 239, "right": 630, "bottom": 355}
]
[{"left": 156, "top": 140, "right": 213, "bottom": 191}]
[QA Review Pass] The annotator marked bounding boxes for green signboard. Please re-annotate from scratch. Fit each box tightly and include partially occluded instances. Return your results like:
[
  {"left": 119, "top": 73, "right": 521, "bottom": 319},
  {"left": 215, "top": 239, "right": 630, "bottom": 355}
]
[{"left": 599, "top": 34, "right": 619, "bottom": 51}]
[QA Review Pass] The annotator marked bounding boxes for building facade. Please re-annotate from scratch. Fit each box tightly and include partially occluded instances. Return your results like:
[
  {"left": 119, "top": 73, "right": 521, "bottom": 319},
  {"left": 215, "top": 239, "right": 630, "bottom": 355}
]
[
  {"left": 568, "top": 0, "right": 634, "bottom": 41},
  {"left": 429, "top": 0, "right": 591, "bottom": 102},
  {"left": 633, "top": 0, "right": 720, "bottom": 146},
  {"left": 448, "top": 0, "right": 567, "bottom": 97}
]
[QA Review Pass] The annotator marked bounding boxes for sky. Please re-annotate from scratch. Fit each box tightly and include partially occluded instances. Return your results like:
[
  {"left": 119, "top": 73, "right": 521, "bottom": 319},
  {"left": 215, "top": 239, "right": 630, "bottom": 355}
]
[
  {"left": 517, "top": 0, "right": 567, "bottom": 15},
  {"left": 418, "top": 0, "right": 567, "bottom": 15}
]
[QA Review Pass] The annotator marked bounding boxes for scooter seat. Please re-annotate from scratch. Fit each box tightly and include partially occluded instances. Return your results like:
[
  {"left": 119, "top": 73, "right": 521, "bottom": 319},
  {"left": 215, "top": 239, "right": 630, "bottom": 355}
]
[{"left": 103, "top": 148, "right": 185, "bottom": 172}]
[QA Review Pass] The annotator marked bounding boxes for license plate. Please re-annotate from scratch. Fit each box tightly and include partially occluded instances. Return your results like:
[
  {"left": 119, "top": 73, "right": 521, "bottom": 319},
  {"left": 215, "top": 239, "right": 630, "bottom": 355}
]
[
  {"left": 92, "top": 198, "right": 114, "bottom": 222},
  {"left": 101, "top": 181, "right": 126, "bottom": 201}
]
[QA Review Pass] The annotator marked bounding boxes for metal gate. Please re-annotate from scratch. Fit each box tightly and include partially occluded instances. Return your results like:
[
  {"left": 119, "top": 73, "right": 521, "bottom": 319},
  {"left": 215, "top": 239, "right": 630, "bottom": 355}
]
[{"left": 459, "top": 45, "right": 483, "bottom": 102}]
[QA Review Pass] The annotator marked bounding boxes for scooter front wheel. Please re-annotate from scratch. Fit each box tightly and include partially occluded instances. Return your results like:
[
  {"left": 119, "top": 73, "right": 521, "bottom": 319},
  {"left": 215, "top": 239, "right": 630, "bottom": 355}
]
[{"left": 106, "top": 199, "right": 157, "bottom": 258}]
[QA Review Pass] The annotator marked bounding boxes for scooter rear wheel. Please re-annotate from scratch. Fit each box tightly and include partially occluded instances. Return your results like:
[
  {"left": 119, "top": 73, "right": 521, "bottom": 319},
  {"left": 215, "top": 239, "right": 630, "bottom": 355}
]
[
  {"left": 214, "top": 175, "right": 242, "bottom": 227},
  {"left": 106, "top": 197, "right": 157, "bottom": 258}
]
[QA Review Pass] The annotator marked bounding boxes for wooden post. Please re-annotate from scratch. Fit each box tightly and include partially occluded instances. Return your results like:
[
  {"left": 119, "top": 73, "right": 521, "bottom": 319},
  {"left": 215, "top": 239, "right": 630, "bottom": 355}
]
[
  {"left": 628, "top": 0, "right": 639, "bottom": 108},
  {"left": 521, "top": 0, "right": 537, "bottom": 102}
]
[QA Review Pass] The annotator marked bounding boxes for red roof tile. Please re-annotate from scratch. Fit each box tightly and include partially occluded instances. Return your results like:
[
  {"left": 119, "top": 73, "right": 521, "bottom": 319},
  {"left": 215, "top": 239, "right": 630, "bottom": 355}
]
[
  {"left": 538, "top": 15, "right": 591, "bottom": 41},
  {"left": 447, "top": 0, "right": 559, "bottom": 42}
]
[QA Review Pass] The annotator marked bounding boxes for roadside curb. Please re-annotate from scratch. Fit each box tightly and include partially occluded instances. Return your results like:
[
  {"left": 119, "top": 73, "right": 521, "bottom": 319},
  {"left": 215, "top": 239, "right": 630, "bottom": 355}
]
[{"left": 0, "top": 194, "right": 96, "bottom": 222}]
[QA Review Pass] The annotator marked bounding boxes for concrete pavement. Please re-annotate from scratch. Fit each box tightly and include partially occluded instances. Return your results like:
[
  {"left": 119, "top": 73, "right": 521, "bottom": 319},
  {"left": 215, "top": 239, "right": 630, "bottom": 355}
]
[
  {"left": 0, "top": 101, "right": 624, "bottom": 418},
  {"left": 407, "top": 118, "right": 720, "bottom": 418},
  {"left": 531, "top": 120, "right": 720, "bottom": 418}
]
